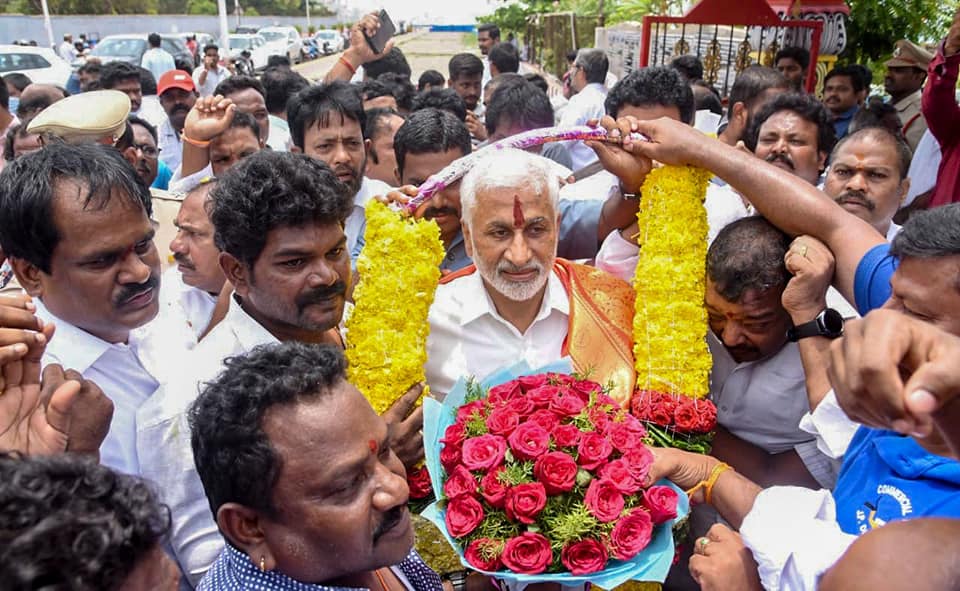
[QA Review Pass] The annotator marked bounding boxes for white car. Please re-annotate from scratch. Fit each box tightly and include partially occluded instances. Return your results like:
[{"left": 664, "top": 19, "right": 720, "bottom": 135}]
[
  {"left": 313, "top": 29, "right": 344, "bottom": 55},
  {"left": 227, "top": 34, "right": 270, "bottom": 72},
  {"left": 0, "top": 45, "right": 72, "bottom": 86},
  {"left": 258, "top": 26, "right": 303, "bottom": 64}
]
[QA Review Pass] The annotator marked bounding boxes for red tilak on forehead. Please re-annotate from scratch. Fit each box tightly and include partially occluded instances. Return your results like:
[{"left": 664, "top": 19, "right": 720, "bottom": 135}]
[
  {"left": 513, "top": 196, "right": 525, "bottom": 228},
  {"left": 368, "top": 439, "right": 378, "bottom": 454}
]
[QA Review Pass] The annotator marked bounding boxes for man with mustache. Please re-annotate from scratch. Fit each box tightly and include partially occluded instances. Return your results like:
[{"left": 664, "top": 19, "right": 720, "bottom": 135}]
[
  {"left": 157, "top": 70, "right": 198, "bottom": 172},
  {"left": 158, "top": 178, "right": 224, "bottom": 349},
  {"left": 190, "top": 342, "right": 443, "bottom": 591},
  {"left": 288, "top": 81, "right": 391, "bottom": 265},
  {"left": 137, "top": 150, "right": 424, "bottom": 585},
  {"left": 0, "top": 143, "right": 162, "bottom": 474},
  {"left": 425, "top": 148, "right": 639, "bottom": 410}
]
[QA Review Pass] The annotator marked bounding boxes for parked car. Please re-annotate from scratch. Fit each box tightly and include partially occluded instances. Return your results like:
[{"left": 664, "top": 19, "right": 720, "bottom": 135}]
[
  {"left": 226, "top": 33, "right": 270, "bottom": 71},
  {"left": 0, "top": 44, "right": 71, "bottom": 86},
  {"left": 80, "top": 34, "right": 193, "bottom": 71},
  {"left": 177, "top": 32, "right": 216, "bottom": 66},
  {"left": 313, "top": 29, "right": 344, "bottom": 55},
  {"left": 235, "top": 25, "right": 260, "bottom": 35},
  {"left": 258, "top": 26, "right": 303, "bottom": 64}
]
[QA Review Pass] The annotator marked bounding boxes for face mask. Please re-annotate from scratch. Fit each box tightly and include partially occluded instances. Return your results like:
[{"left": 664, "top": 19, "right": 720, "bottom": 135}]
[{"left": 7, "top": 96, "right": 18, "bottom": 115}]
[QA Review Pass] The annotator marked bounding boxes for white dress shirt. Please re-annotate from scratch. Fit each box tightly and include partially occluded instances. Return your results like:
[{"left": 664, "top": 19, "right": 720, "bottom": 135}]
[
  {"left": 34, "top": 300, "right": 160, "bottom": 474},
  {"left": 135, "top": 95, "right": 169, "bottom": 130},
  {"left": 158, "top": 118, "right": 183, "bottom": 173},
  {"left": 154, "top": 266, "right": 218, "bottom": 349},
  {"left": 558, "top": 82, "right": 608, "bottom": 171},
  {"left": 137, "top": 295, "right": 278, "bottom": 586},
  {"left": 425, "top": 269, "right": 569, "bottom": 396},
  {"left": 904, "top": 129, "right": 942, "bottom": 207}
]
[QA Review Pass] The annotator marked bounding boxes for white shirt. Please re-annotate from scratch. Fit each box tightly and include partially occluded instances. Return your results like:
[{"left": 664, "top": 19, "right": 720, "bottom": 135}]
[
  {"left": 425, "top": 269, "right": 569, "bottom": 396},
  {"left": 154, "top": 266, "right": 218, "bottom": 349},
  {"left": 904, "top": 129, "right": 942, "bottom": 207},
  {"left": 558, "top": 82, "right": 608, "bottom": 171},
  {"left": 192, "top": 65, "right": 231, "bottom": 97},
  {"left": 141, "top": 47, "right": 176, "bottom": 81},
  {"left": 266, "top": 114, "right": 291, "bottom": 152},
  {"left": 137, "top": 296, "right": 278, "bottom": 586},
  {"left": 134, "top": 95, "right": 168, "bottom": 130},
  {"left": 58, "top": 41, "right": 77, "bottom": 62},
  {"left": 346, "top": 176, "right": 391, "bottom": 260},
  {"left": 35, "top": 300, "right": 160, "bottom": 475},
  {"left": 158, "top": 118, "right": 183, "bottom": 173}
]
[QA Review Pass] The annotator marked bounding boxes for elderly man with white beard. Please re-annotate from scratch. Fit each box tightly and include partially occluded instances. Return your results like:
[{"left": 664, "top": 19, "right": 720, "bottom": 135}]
[{"left": 425, "top": 149, "right": 638, "bottom": 407}]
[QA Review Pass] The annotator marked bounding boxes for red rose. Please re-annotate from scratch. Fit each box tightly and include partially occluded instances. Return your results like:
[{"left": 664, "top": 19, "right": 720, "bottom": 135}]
[
  {"left": 486, "top": 407, "right": 521, "bottom": 436},
  {"left": 487, "top": 380, "right": 522, "bottom": 405},
  {"left": 464, "top": 538, "right": 504, "bottom": 572},
  {"left": 696, "top": 401, "right": 718, "bottom": 433},
  {"left": 441, "top": 422, "right": 466, "bottom": 446},
  {"left": 443, "top": 464, "right": 478, "bottom": 499},
  {"left": 550, "top": 392, "right": 586, "bottom": 417},
  {"left": 533, "top": 451, "right": 578, "bottom": 494},
  {"left": 643, "top": 485, "right": 679, "bottom": 525},
  {"left": 526, "top": 385, "right": 561, "bottom": 408},
  {"left": 517, "top": 374, "right": 549, "bottom": 393},
  {"left": 598, "top": 458, "right": 640, "bottom": 495},
  {"left": 654, "top": 395, "right": 678, "bottom": 416},
  {"left": 577, "top": 431, "right": 613, "bottom": 470},
  {"left": 609, "top": 509, "right": 653, "bottom": 560},
  {"left": 622, "top": 446, "right": 655, "bottom": 484},
  {"left": 560, "top": 537, "right": 608, "bottom": 575},
  {"left": 552, "top": 423, "right": 582, "bottom": 448},
  {"left": 445, "top": 495, "right": 484, "bottom": 538},
  {"left": 673, "top": 399, "right": 699, "bottom": 433},
  {"left": 461, "top": 434, "right": 507, "bottom": 470},
  {"left": 507, "top": 422, "right": 551, "bottom": 461},
  {"left": 572, "top": 379, "right": 604, "bottom": 400},
  {"left": 588, "top": 408, "right": 613, "bottom": 431},
  {"left": 480, "top": 466, "right": 509, "bottom": 508},
  {"left": 620, "top": 413, "right": 647, "bottom": 437},
  {"left": 407, "top": 465, "right": 433, "bottom": 500},
  {"left": 648, "top": 405, "right": 673, "bottom": 426},
  {"left": 456, "top": 400, "right": 486, "bottom": 424},
  {"left": 507, "top": 396, "right": 535, "bottom": 417},
  {"left": 527, "top": 409, "right": 561, "bottom": 432},
  {"left": 505, "top": 482, "right": 547, "bottom": 524},
  {"left": 439, "top": 442, "right": 462, "bottom": 472},
  {"left": 607, "top": 422, "right": 641, "bottom": 454},
  {"left": 583, "top": 478, "right": 624, "bottom": 522},
  {"left": 501, "top": 532, "right": 553, "bottom": 574},
  {"left": 595, "top": 392, "right": 620, "bottom": 408}
]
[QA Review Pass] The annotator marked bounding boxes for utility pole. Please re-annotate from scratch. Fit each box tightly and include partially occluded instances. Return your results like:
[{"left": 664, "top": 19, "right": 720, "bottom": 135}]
[
  {"left": 598, "top": 0, "right": 605, "bottom": 27},
  {"left": 305, "top": 0, "right": 311, "bottom": 29}
]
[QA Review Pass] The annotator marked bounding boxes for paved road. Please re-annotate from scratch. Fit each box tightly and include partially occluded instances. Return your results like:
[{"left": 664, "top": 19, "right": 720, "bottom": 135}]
[{"left": 293, "top": 31, "right": 478, "bottom": 82}]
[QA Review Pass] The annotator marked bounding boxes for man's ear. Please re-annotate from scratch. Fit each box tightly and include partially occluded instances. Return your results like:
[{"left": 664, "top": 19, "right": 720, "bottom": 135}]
[
  {"left": 898, "top": 177, "right": 911, "bottom": 205},
  {"left": 219, "top": 252, "right": 251, "bottom": 298},
  {"left": 217, "top": 502, "right": 276, "bottom": 571},
  {"left": 732, "top": 102, "right": 748, "bottom": 129},
  {"left": 121, "top": 146, "right": 138, "bottom": 168},
  {"left": 290, "top": 144, "right": 302, "bottom": 154},
  {"left": 817, "top": 150, "right": 829, "bottom": 173},
  {"left": 462, "top": 221, "right": 473, "bottom": 259},
  {"left": 10, "top": 257, "right": 44, "bottom": 298}
]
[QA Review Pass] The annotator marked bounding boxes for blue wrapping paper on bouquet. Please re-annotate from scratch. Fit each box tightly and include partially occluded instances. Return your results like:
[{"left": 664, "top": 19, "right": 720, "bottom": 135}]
[{"left": 421, "top": 358, "right": 690, "bottom": 588}]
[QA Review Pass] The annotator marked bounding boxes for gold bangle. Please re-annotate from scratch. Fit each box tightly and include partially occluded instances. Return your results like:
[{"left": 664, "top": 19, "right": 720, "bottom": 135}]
[
  {"left": 181, "top": 134, "right": 210, "bottom": 148},
  {"left": 685, "top": 461, "right": 732, "bottom": 505}
]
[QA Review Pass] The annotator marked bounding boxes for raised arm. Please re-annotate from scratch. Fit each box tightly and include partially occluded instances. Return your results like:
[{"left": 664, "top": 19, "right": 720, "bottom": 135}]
[
  {"left": 324, "top": 12, "right": 395, "bottom": 84},
  {"left": 629, "top": 117, "right": 886, "bottom": 305},
  {"left": 922, "top": 11, "right": 960, "bottom": 145}
]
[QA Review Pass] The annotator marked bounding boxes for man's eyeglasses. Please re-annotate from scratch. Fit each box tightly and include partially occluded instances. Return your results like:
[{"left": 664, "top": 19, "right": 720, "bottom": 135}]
[{"left": 135, "top": 144, "right": 160, "bottom": 159}]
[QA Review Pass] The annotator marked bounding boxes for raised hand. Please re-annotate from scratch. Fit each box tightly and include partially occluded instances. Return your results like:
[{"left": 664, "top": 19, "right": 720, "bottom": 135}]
[
  {"left": 183, "top": 95, "right": 236, "bottom": 143},
  {"left": 586, "top": 116, "right": 653, "bottom": 194},
  {"left": 344, "top": 11, "right": 396, "bottom": 66},
  {"left": 382, "top": 382, "right": 425, "bottom": 469}
]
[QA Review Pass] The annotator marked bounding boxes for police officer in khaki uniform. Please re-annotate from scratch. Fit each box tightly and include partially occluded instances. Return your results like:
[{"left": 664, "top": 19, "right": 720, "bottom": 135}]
[{"left": 884, "top": 39, "right": 934, "bottom": 152}]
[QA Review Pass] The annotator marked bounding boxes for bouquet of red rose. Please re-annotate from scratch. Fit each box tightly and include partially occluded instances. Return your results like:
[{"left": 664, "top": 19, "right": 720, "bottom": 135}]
[
  {"left": 630, "top": 390, "right": 717, "bottom": 454},
  {"left": 422, "top": 359, "right": 688, "bottom": 587}
]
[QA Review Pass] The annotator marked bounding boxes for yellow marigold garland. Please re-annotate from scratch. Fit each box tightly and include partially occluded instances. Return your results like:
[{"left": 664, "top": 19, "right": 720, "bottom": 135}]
[
  {"left": 345, "top": 200, "right": 445, "bottom": 413},
  {"left": 632, "top": 165, "right": 712, "bottom": 400}
]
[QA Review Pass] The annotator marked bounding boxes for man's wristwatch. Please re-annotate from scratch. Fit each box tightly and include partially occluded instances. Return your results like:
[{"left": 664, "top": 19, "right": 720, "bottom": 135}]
[{"left": 786, "top": 308, "right": 844, "bottom": 341}]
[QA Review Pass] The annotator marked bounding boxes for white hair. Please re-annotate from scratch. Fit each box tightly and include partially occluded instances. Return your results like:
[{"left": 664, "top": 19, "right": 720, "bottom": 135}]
[{"left": 459, "top": 148, "right": 560, "bottom": 229}]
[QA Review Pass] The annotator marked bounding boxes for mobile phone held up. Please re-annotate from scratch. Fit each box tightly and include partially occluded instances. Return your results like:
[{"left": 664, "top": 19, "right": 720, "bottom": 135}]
[{"left": 364, "top": 9, "right": 396, "bottom": 56}]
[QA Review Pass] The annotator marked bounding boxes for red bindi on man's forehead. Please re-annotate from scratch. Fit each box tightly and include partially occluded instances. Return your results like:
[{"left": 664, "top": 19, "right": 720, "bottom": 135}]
[
  {"left": 513, "top": 195, "right": 525, "bottom": 228},
  {"left": 368, "top": 439, "right": 378, "bottom": 454}
]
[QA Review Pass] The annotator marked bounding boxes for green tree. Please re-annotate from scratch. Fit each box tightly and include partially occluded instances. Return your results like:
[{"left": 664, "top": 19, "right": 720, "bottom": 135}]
[
  {"left": 185, "top": 0, "right": 216, "bottom": 15},
  {"left": 843, "top": 0, "right": 956, "bottom": 64}
]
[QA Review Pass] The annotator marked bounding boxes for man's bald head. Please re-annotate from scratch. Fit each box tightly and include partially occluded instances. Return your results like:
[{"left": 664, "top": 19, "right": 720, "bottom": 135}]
[
  {"left": 820, "top": 519, "right": 960, "bottom": 591},
  {"left": 17, "top": 84, "right": 67, "bottom": 121}
]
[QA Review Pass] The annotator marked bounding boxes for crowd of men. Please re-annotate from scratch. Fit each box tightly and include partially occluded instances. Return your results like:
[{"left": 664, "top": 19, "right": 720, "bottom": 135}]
[{"left": 0, "top": 8, "right": 960, "bottom": 591}]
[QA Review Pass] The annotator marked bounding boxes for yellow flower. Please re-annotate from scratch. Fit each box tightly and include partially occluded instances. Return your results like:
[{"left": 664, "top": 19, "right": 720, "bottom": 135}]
[
  {"left": 632, "top": 165, "right": 712, "bottom": 399},
  {"left": 346, "top": 201, "right": 446, "bottom": 413}
]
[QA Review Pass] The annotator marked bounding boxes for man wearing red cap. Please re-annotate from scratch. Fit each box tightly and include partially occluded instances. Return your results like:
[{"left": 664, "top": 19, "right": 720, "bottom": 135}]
[{"left": 157, "top": 70, "right": 198, "bottom": 172}]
